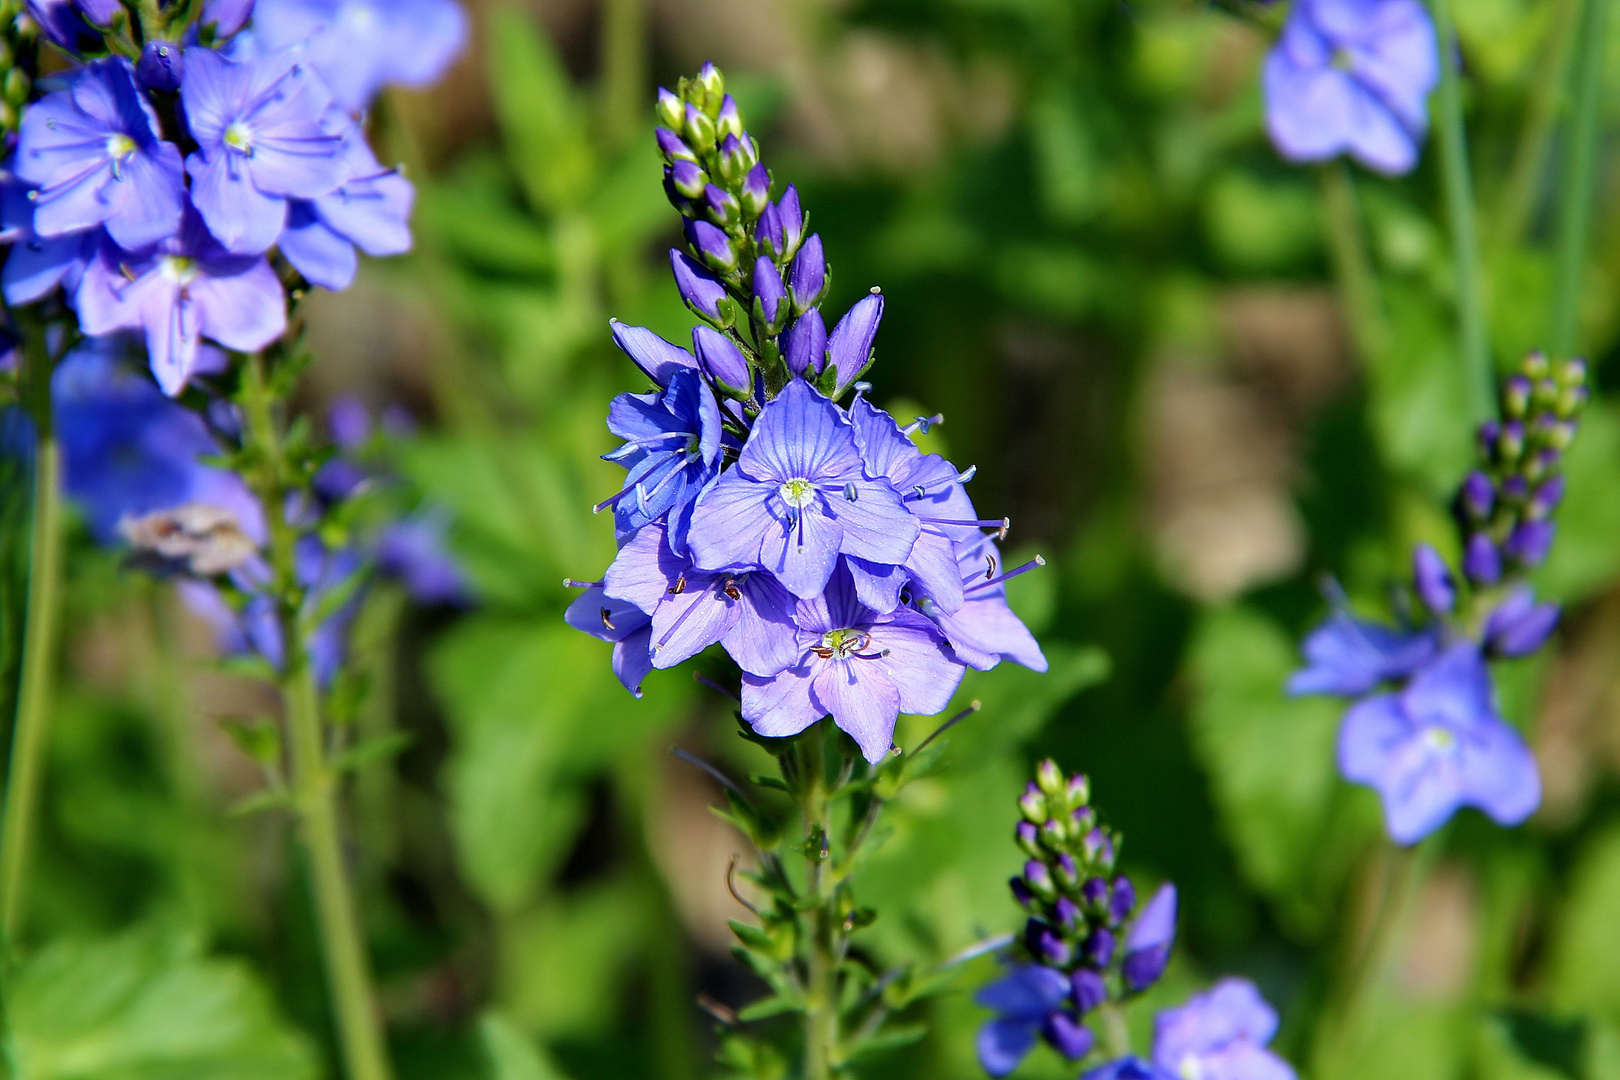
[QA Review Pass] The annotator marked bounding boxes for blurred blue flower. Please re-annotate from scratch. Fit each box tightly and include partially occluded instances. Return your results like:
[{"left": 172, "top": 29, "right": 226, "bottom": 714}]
[
  {"left": 975, "top": 964, "right": 1092, "bottom": 1078},
  {"left": 1338, "top": 642, "right": 1540, "bottom": 844},
  {"left": 1122, "top": 882, "right": 1177, "bottom": 992},
  {"left": 1262, "top": 0, "right": 1438, "bottom": 175},
  {"left": 0, "top": 178, "right": 97, "bottom": 306},
  {"left": 1082, "top": 1059, "right": 1171, "bottom": 1080},
  {"left": 280, "top": 137, "right": 413, "bottom": 290},
  {"left": 1152, "top": 978, "right": 1296, "bottom": 1080},
  {"left": 251, "top": 0, "right": 468, "bottom": 113},
  {"left": 1288, "top": 608, "right": 1437, "bottom": 697},
  {"left": 688, "top": 379, "right": 918, "bottom": 600},
  {"left": 15, "top": 57, "right": 186, "bottom": 249}
]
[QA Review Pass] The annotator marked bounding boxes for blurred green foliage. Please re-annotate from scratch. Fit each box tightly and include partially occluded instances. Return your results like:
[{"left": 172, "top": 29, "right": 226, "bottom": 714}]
[{"left": 10, "top": 0, "right": 1620, "bottom": 1078}]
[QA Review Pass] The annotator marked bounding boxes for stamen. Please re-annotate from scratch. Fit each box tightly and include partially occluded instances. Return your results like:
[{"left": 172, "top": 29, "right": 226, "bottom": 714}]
[
  {"left": 843, "top": 482, "right": 859, "bottom": 502},
  {"left": 693, "top": 672, "right": 740, "bottom": 703},
  {"left": 669, "top": 575, "right": 688, "bottom": 595},
  {"left": 563, "top": 577, "right": 604, "bottom": 589},
  {"left": 921, "top": 516, "right": 1010, "bottom": 540},
  {"left": 907, "top": 464, "right": 977, "bottom": 500},
  {"left": 966, "top": 555, "right": 1046, "bottom": 594},
  {"left": 600, "top": 607, "right": 616, "bottom": 631},
  {"left": 915, "top": 699, "right": 982, "bottom": 754},
  {"left": 901, "top": 413, "right": 944, "bottom": 436}
]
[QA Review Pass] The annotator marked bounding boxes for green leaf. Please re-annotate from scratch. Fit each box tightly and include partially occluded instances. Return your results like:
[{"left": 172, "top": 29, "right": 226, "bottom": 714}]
[
  {"left": 1550, "top": 825, "right": 1620, "bottom": 1019},
  {"left": 486, "top": 6, "right": 594, "bottom": 214},
  {"left": 1186, "top": 605, "right": 1372, "bottom": 932},
  {"left": 329, "top": 731, "right": 414, "bottom": 775},
  {"left": 843, "top": 1024, "right": 928, "bottom": 1061},
  {"left": 227, "top": 789, "right": 292, "bottom": 818},
  {"left": 735, "top": 996, "right": 799, "bottom": 1022},
  {"left": 479, "top": 1012, "right": 570, "bottom": 1080},
  {"left": 6, "top": 927, "right": 318, "bottom": 1080}
]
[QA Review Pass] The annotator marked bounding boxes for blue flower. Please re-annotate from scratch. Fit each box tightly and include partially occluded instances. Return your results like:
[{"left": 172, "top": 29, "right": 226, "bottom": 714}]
[
  {"left": 596, "top": 368, "right": 724, "bottom": 552},
  {"left": 925, "top": 531, "right": 1048, "bottom": 673},
  {"left": 377, "top": 514, "right": 468, "bottom": 605},
  {"left": 687, "top": 379, "right": 919, "bottom": 600},
  {"left": 1081, "top": 1059, "right": 1172, "bottom": 1080},
  {"left": 53, "top": 340, "right": 264, "bottom": 546},
  {"left": 974, "top": 965, "right": 1092, "bottom": 1078},
  {"left": 180, "top": 45, "right": 347, "bottom": 254},
  {"left": 564, "top": 585, "right": 655, "bottom": 699},
  {"left": 15, "top": 57, "right": 186, "bottom": 250},
  {"left": 1287, "top": 609, "right": 1437, "bottom": 697},
  {"left": 251, "top": 0, "right": 469, "bottom": 113},
  {"left": 1122, "top": 882, "right": 1177, "bottom": 992},
  {"left": 1, "top": 177, "right": 97, "bottom": 306},
  {"left": 1263, "top": 0, "right": 1438, "bottom": 175},
  {"left": 610, "top": 319, "right": 701, "bottom": 388},
  {"left": 601, "top": 521, "right": 799, "bottom": 678},
  {"left": 1338, "top": 642, "right": 1540, "bottom": 844},
  {"left": 1482, "top": 586, "right": 1560, "bottom": 659},
  {"left": 74, "top": 203, "right": 287, "bottom": 394},
  {"left": 279, "top": 135, "right": 413, "bottom": 290},
  {"left": 1152, "top": 978, "right": 1296, "bottom": 1080}
]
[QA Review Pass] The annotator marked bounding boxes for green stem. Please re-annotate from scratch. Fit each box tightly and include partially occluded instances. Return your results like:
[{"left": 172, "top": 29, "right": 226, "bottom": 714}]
[
  {"left": 1492, "top": 0, "right": 1579, "bottom": 251},
  {"left": 1097, "top": 1001, "right": 1131, "bottom": 1061},
  {"left": 1431, "top": 0, "right": 1495, "bottom": 420},
  {"left": 1312, "top": 840, "right": 1436, "bottom": 1080},
  {"left": 242, "top": 355, "right": 394, "bottom": 1080},
  {"left": 599, "top": 0, "right": 646, "bottom": 152},
  {"left": 1550, "top": 0, "right": 1610, "bottom": 355},
  {"left": 0, "top": 417, "right": 61, "bottom": 952},
  {"left": 800, "top": 724, "right": 838, "bottom": 1080},
  {"left": 1319, "top": 162, "right": 1390, "bottom": 364}
]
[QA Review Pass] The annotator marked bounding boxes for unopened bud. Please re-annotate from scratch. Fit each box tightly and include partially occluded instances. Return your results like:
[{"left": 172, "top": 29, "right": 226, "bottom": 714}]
[
  {"left": 1497, "top": 421, "right": 1525, "bottom": 465},
  {"left": 1040, "top": 818, "right": 1067, "bottom": 851},
  {"left": 656, "top": 127, "right": 696, "bottom": 164},
  {"left": 669, "top": 160, "right": 707, "bottom": 200},
  {"left": 1009, "top": 876, "right": 1035, "bottom": 909},
  {"left": 1054, "top": 852, "right": 1080, "bottom": 891},
  {"left": 1477, "top": 420, "right": 1501, "bottom": 463},
  {"left": 695, "top": 61, "right": 725, "bottom": 112},
  {"left": 655, "top": 87, "right": 684, "bottom": 130},
  {"left": 1523, "top": 350, "right": 1551, "bottom": 380},
  {"left": 1557, "top": 357, "right": 1588, "bottom": 388},
  {"left": 683, "top": 102, "right": 716, "bottom": 155},
  {"left": 1463, "top": 532, "right": 1502, "bottom": 586},
  {"left": 1500, "top": 374, "right": 1532, "bottom": 419},
  {"left": 740, "top": 163, "right": 770, "bottom": 220},
  {"left": 1458, "top": 471, "right": 1494, "bottom": 522},
  {"left": 1019, "top": 782, "right": 1047, "bottom": 824},
  {"left": 1024, "top": 859, "right": 1056, "bottom": 901},
  {"left": 1082, "top": 928, "right": 1115, "bottom": 967},
  {"left": 1065, "top": 773, "right": 1090, "bottom": 808},
  {"left": 1054, "top": 896, "right": 1082, "bottom": 931},
  {"left": 1080, "top": 877, "right": 1108, "bottom": 910},
  {"left": 1556, "top": 382, "right": 1589, "bottom": 419},
  {"left": 1036, "top": 759, "right": 1066, "bottom": 798},
  {"left": 716, "top": 93, "right": 743, "bottom": 140},
  {"left": 1016, "top": 820, "right": 1042, "bottom": 858},
  {"left": 1528, "top": 475, "right": 1565, "bottom": 520},
  {"left": 703, "top": 185, "right": 740, "bottom": 227},
  {"left": 1108, "top": 876, "right": 1136, "bottom": 927}
]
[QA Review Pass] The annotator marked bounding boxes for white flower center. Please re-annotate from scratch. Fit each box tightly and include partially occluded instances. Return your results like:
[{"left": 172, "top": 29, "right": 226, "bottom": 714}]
[
  {"left": 818, "top": 628, "right": 866, "bottom": 659},
  {"left": 224, "top": 122, "right": 253, "bottom": 153},
  {"left": 161, "top": 255, "right": 200, "bottom": 286},
  {"left": 779, "top": 477, "right": 815, "bottom": 507},
  {"left": 1178, "top": 1054, "right": 1206, "bottom": 1080},
  {"left": 1422, "top": 726, "right": 1457, "bottom": 753},
  {"left": 105, "top": 132, "right": 136, "bottom": 161}
]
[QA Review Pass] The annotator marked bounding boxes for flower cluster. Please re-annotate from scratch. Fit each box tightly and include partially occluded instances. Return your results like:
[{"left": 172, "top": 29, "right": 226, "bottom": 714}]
[
  {"left": 566, "top": 64, "right": 1046, "bottom": 762},
  {"left": 1263, "top": 0, "right": 1439, "bottom": 175},
  {"left": 1290, "top": 353, "right": 1588, "bottom": 844},
  {"left": 976, "top": 760, "right": 1178, "bottom": 1076},
  {"left": 3, "top": 0, "right": 463, "bottom": 395}
]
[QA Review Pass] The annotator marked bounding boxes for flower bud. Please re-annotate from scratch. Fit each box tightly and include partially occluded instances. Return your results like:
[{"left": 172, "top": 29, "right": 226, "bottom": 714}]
[
  {"left": 1065, "top": 773, "right": 1090, "bottom": 808},
  {"left": 1412, "top": 543, "right": 1454, "bottom": 616},
  {"left": 670, "top": 250, "right": 734, "bottom": 328},
  {"left": 656, "top": 88, "right": 685, "bottom": 130},
  {"left": 692, "top": 325, "right": 751, "bottom": 398},
  {"left": 1108, "top": 875, "right": 1136, "bottom": 927},
  {"left": 703, "top": 185, "right": 740, "bottom": 228},
  {"left": 783, "top": 310, "right": 827, "bottom": 378},
  {"left": 1082, "top": 928, "right": 1115, "bottom": 967},
  {"left": 1505, "top": 520, "right": 1555, "bottom": 568},
  {"left": 1071, "top": 969, "right": 1106, "bottom": 1014},
  {"left": 75, "top": 0, "right": 123, "bottom": 26},
  {"left": 1024, "top": 859, "right": 1056, "bottom": 901},
  {"left": 1016, "top": 820, "right": 1042, "bottom": 858},
  {"left": 686, "top": 219, "right": 737, "bottom": 273},
  {"left": 1080, "top": 877, "right": 1108, "bottom": 909},
  {"left": 754, "top": 202, "right": 784, "bottom": 259},
  {"left": 1083, "top": 828, "right": 1114, "bottom": 867},
  {"left": 715, "top": 133, "right": 745, "bottom": 184},
  {"left": 1019, "top": 782, "right": 1047, "bottom": 825},
  {"left": 1458, "top": 471, "right": 1494, "bottom": 522},
  {"left": 716, "top": 93, "right": 744, "bottom": 140},
  {"left": 1463, "top": 532, "right": 1502, "bottom": 587},
  {"left": 1557, "top": 382, "right": 1590, "bottom": 419},
  {"left": 740, "top": 162, "right": 770, "bottom": 220},
  {"left": 1558, "top": 356, "right": 1588, "bottom": 386},
  {"left": 1523, "top": 350, "right": 1551, "bottom": 379},
  {"left": 695, "top": 61, "right": 725, "bottom": 112},
  {"left": 1036, "top": 758, "right": 1065, "bottom": 797},
  {"left": 1497, "top": 421, "right": 1525, "bottom": 465},
  {"left": 753, "top": 256, "right": 787, "bottom": 331},
  {"left": 656, "top": 127, "right": 696, "bottom": 164},
  {"left": 1026, "top": 918, "right": 1072, "bottom": 966},
  {"left": 136, "top": 39, "right": 182, "bottom": 92},
  {"left": 1528, "top": 475, "right": 1565, "bottom": 520},
  {"left": 1476, "top": 420, "right": 1501, "bottom": 463},
  {"left": 1038, "top": 817, "right": 1066, "bottom": 852},
  {"left": 789, "top": 233, "right": 828, "bottom": 315},
  {"left": 1548, "top": 419, "right": 1578, "bottom": 451},
  {"left": 1043, "top": 1013, "right": 1094, "bottom": 1061},
  {"left": 1009, "top": 876, "right": 1035, "bottom": 909},
  {"left": 1053, "top": 896, "right": 1082, "bottom": 931},
  {"left": 826, "top": 292, "right": 884, "bottom": 390},
  {"left": 1532, "top": 377, "right": 1560, "bottom": 413},
  {"left": 669, "top": 160, "right": 708, "bottom": 200},
  {"left": 779, "top": 184, "right": 805, "bottom": 256},
  {"left": 1070, "top": 806, "right": 1095, "bottom": 835},
  {"left": 683, "top": 102, "right": 716, "bottom": 155},
  {"left": 1500, "top": 374, "right": 1532, "bottom": 418},
  {"left": 1054, "top": 852, "right": 1080, "bottom": 891}
]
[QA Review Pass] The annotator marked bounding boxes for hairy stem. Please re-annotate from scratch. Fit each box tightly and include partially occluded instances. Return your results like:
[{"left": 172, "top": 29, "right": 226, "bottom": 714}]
[
  {"left": 1430, "top": 0, "right": 1495, "bottom": 421},
  {"left": 1319, "top": 162, "right": 1390, "bottom": 365},
  {"left": 242, "top": 355, "right": 394, "bottom": 1080},
  {"left": 0, "top": 350, "right": 61, "bottom": 952},
  {"left": 1550, "top": 0, "right": 1610, "bottom": 355},
  {"left": 801, "top": 724, "right": 838, "bottom": 1080}
]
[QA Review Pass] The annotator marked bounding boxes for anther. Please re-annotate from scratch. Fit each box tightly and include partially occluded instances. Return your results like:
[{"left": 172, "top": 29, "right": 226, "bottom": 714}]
[
  {"left": 563, "top": 578, "right": 604, "bottom": 589},
  {"left": 599, "top": 608, "right": 616, "bottom": 631}
]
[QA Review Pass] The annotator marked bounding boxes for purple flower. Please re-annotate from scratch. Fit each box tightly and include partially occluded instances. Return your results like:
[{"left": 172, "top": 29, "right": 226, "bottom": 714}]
[
  {"left": 687, "top": 379, "right": 919, "bottom": 600},
  {"left": 601, "top": 522, "right": 799, "bottom": 676},
  {"left": 377, "top": 514, "right": 467, "bottom": 604},
  {"left": 1338, "top": 642, "right": 1540, "bottom": 844},
  {"left": 691, "top": 325, "right": 750, "bottom": 398},
  {"left": 1504, "top": 520, "right": 1556, "bottom": 568},
  {"left": 596, "top": 368, "right": 723, "bottom": 551},
  {"left": 1262, "top": 0, "right": 1438, "bottom": 175},
  {"left": 1412, "top": 543, "right": 1454, "bottom": 616},
  {"left": 741, "top": 562, "right": 963, "bottom": 763},
  {"left": 826, "top": 291, "right": 883, "bottom": 391},
  {"left": 74, "top": 206, "right": 286, "bottom": 394},
  {"left": 53, "top": 339, "right": 264, "bottom": 545},
  {"left": 202, "top": 0, "right": 256, "bottom": 36},
  {"left": 669, "top": 250, "right": 731, "bottom": 326},
  {"left": 252, "top": 0, "right": 468, "bottom": 112},
  {"left": 1288, "top": 609, "right": 1437, "bottom": 697},
  {"left": 789, "top": 233, "right": 827, "bottom": 314},
  {"left": 783, "top": 310, "right": 827, "bottom": 377},
  {"left": 24, "top": 0, "right": 101, "bottom": 52},
  {"left": 1482, "top": 587, "right": 1559, "bottom": 658},
  {"left": 1123, "top": 883, "right": 1177, "bottom": 992},
  {"left": 1463, "top": 532, "right": 1502, "bottom": 586},
  {"left": 1153, "top": 979, "right": 1296, "bottom": 1080},
  {"left": 975, "top": 965, "right": 1091, "bottom": 1078},
  {"left": 1082, "top": 1059, "right": 1172, "bottom": 1080},
  {"left": 279, "top": 135, "right": 413, "bottom": 289},
  {"left": 1, "top": 179, "right": 96, "bottom": 305},
  {"left": 610, "top": 319, "right": 700, "bottom": 388},
  {"left": 15, "top": 58, "right": 185, "bottom": 250},
  {"left": 181, "top": 46, "right": 347, "bottom": 254},
  {"left": 924, "top": 531, "right": 1048, "bottom": 672},
  {"left": 137, "top": 41, "right": 184, "bottom": 92},
  {"left": 565, "top": 585, "right": 655, "bottom": 698}
]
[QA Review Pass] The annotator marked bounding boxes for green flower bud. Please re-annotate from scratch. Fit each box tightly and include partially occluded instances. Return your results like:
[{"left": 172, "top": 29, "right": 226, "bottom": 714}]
[
  {"left": 1019, "top": 783, "right": 1047, "bottom": 825},
  {"left": 1036, "top": 759, "right": 1066, "bottom": 798},
  {"left": 1523, "top": 350, "right": 1551, "bottom": 380}
]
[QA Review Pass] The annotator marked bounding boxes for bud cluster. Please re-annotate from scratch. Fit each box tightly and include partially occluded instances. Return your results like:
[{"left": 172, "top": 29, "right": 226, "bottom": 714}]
[
  {"left": 1456, "top": 352, "right": 1588, "bottom": 588},
  {"left": 1, "top": 0, "right": 36, "bottom": 138},
  {"left": 654, "top": 63, "right": 845, "bottom": 402}
]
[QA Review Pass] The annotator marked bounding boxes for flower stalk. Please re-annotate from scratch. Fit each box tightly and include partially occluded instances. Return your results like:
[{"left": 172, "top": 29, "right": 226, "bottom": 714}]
[
  {"left": 240, "top": 352, "right": 394, "bottom": 1080},
  {"left": 799, "top": 724, "right": 839, "bottom": 1080},
  {"left": 0, "top": 318, "right": 64, "bottom": 952}
]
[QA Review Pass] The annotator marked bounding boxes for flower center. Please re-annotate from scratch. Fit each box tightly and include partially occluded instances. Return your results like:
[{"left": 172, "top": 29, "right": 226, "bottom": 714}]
[
  {"left": 1178, "top": 1055, "right": 1205, "bottom": 1080},
  {"left": 224, "top": 122, "right": 253, "bottom": 153},
  {"left": 105, "top": 133, "right": 136, "bottom": 161},
  {"left": 819, "top": 628, "right": 866, "bottom": 659},
  {"left": 161, "top": 255, "right": 200, "bottom": 286},
  {"left": 1422, "top": 726, "right": 1457, "bottom": 753},
  {"left": 1331, "top": 46, "right": 1356, "bottom": 72},
  {"left": 779, "top": 477, "right": 815, "bottom": 507}
]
